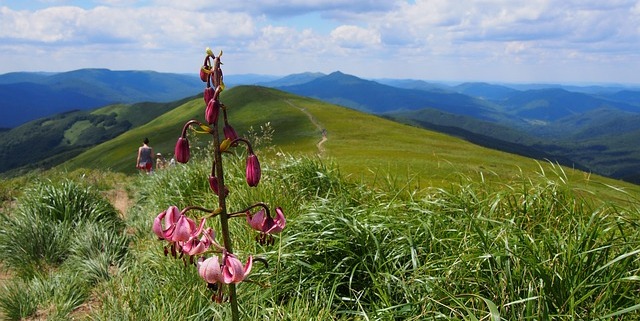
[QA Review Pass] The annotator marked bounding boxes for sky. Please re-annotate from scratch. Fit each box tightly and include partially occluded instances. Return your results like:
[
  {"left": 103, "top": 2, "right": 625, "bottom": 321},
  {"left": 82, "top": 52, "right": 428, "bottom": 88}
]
[{"left": 1, "top": 0, "right": 640, "bottom": 84}]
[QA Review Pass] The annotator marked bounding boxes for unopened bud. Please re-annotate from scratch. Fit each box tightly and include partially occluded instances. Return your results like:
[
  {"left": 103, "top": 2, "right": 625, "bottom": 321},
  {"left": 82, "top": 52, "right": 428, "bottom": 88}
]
[
  {"left": 205, "top": 99, "right": 220, "bottom": 125},
  {"left": 174, "top": 137, "right": 190, "bottom": 163},
  {"left": 246, "top": 153, "right": 261, "bottom": 187}
]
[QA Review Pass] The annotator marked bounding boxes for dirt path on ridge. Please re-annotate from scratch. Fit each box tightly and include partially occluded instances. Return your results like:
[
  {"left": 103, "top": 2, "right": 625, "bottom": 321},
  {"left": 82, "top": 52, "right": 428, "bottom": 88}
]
[
  {"left": 103, "top": 182, "right": 131, "bottom": 218},
  {"left": 285, "top": 100, "right": 327, "bottom": 155},
  {"left": 113, "top": 188, "right": 131, "bottom": 217}
]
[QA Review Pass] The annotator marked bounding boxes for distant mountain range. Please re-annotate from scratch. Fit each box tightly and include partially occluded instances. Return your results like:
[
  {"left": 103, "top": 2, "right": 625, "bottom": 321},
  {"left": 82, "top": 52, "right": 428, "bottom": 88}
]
[
  {"left": 0, "top": 69, "right": 203, "bottom": 128},
  {"left": 2, "top": 68, "right": 640, "bottom": 183},
  {"left": 264, "top": 71, "right": 640, "bottom": 183}
]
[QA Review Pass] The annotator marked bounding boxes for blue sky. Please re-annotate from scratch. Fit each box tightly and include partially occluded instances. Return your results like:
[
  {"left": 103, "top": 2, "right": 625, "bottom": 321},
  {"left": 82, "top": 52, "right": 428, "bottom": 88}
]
[{"left": 1, "top": 0, "right": 639, "bottom": 84}]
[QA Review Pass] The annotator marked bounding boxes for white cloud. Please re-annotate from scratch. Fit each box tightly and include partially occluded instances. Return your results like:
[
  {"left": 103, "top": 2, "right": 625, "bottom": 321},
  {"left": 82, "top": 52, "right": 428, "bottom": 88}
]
[
  {"left": 0, "top": 0, "right": 639, "bottom": 83},
  {"left": 0, "top": 5, "right": 255, "bottom": 46},
  {"left": 330, "top": 25, "right": 381, "bottom": 49},
  {"left": 250, "top": 25, "right": 325, "bottom": 54},
  {"left": 150, "top": 0, "right": 401, "bottom": 17}
]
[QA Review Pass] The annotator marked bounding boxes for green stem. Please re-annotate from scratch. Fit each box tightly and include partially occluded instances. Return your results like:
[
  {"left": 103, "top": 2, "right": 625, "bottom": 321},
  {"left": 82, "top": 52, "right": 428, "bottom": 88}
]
[{"left": 211, "top": 94, "right": 239, "bottom": 321}]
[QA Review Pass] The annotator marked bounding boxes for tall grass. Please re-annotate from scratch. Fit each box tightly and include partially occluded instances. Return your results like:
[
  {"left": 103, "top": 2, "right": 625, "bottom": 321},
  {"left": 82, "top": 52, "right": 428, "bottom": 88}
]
[
  {"left": 1, "top": 155, "right": 638, "bottom": 320},
  {"left": 84, "top": 155, "right": 640, "bottom": 320},
  {"left": 0, "top": 178, "right": 128, "bottom": 320},
  {"left": 0, "top": 179, "right": 124, "bottom": 278}
]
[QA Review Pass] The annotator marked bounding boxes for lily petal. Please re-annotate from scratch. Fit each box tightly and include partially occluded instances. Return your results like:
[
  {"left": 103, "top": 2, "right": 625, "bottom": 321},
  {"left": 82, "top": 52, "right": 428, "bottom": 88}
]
[
  {"left": 172, "top": 215, "right": 195, "bottom": 242},
  {"left": 222, "top": 254, "right": 252, "bottom": 284},
  {"left": 152, "top": 211, "right": 167, "bottom": 239},
  {"left": 198, "top": 256, "right": 223, "bottom": 284},
  {"left": 164, "top": 206, "right": 181, "bottom": 227},
  {"left": 246, "top": 209, "right": 266, "bottom": 231}
]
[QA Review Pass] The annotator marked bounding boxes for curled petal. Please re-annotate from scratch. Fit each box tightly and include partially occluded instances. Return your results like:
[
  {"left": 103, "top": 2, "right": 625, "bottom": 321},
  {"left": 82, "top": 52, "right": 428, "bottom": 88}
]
[
  {"left": 246, "top": 209, "right": 266, "bottom": 231},
  {"left": 152, "top": 211, "right": 166, "bottom": 239},
  {"left": 193, "top": 217, "right": 207, "bottom": 236},
  {"left": 265, "top": 207, "right": 286, "bottom": 234},
  {"left": 198, "top": 256, "right": 223, "bottom": 284},
  {"left": 153, "top": 206, "right": 180, "bottom": 240},
  {"left": 164, "top": 206, "right": 181, "bottom": 227},
  {"left": 200, "top": 66, "right": 211, "bottom": 82},
  {"left": 172, "top": 215, "right": 196, "bottom": 242},
  {"left": 180, "top": 237, "right": 198, "bottom": 255},
  {"left": 223, "top": 254, "right": 253, "bottom": 284},
  {"left": 183, "top": 228, "right": 213, "bottom": 256},
  {"left": 201, "top": 228, "right": 217, "bottom": 247}
]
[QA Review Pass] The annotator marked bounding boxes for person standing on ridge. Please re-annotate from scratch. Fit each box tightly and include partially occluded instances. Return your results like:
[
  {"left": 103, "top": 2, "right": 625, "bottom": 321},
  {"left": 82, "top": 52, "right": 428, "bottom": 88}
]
[
  {"left": 136, "top": 137, "right": 154, "bottom": 173},
  {"left": 156, "top": 152, "right": 166, "bottom": 170}
]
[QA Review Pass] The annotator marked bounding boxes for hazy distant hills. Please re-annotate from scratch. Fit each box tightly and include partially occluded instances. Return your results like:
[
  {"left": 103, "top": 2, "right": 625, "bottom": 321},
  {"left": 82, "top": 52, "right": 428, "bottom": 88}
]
[
  {"left": 0, "top": 69, "right": 203, "bottom": 128},
  {"left": 265, "top": 72, "right": 640, "bottom": 183},
  {"left": 276, "top": 71, "right": 507, "bottom": 122}
]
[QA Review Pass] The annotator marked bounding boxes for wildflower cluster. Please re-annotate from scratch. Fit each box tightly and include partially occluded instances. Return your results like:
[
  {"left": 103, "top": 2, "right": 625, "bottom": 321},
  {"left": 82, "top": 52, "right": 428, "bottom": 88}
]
[{"left": 152, "top": 48, "right": 286, "bottom": 317}]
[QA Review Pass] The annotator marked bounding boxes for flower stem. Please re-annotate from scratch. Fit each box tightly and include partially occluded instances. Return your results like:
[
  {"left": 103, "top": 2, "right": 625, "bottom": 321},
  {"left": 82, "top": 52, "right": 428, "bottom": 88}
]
[{"left": 211, "top": 103, "right": 240, "bottom": 321}]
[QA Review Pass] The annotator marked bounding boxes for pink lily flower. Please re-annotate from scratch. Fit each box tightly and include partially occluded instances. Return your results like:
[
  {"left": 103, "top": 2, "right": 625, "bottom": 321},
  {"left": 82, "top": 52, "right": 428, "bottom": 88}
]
[
  {"left": 266, "top": 207, "right": 286, "bottom": 234},
  {"left": 197, "top": 252, "right": 253, "bottom": 285},
  {"left": 246, "top": 208, "right": 267, "bottom": 231},
  {"left": 198, "top": 255, "right": 223, "bottom": 284},
  {"left": 223, "top": 253, "right": 253, "bottom": 284},
  {"left": 152, "top": 206, "right": 207, "bottom": 244},
  {"left": 181, "top": 228, "right": 217, "bottom": 256},
  {"left": 172, "top": 214, "right": 206, "bottom": 243},
  {"left": 152, "top": 205, "right": 181, "bottom": 240},
  {"left": 246, "top": 207, "right": 286, "bottom": 234}
]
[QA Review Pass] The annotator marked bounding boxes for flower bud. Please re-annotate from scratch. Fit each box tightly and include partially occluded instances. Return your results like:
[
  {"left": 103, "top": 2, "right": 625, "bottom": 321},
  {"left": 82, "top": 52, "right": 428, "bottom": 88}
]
[
  {"left": 205, "top": 99, "right": 220, "bottom": 125},
  {"left": 246, "top": 153, "right": 261, "bottom": 187},
  {"left": 200, "top": 66, "right": 211, "bottom": 82},
  {"left": 175, "top": 137, "right": 190, "bottom": 163},
  {"left": 204, "top": 87, "right": 214, "bottom": 104},
  {"left": 223, "top": 123, "right": 238, "bottom": 143},
  {"left": 208, "top": 175, "right": 229, "bottom": 196}
]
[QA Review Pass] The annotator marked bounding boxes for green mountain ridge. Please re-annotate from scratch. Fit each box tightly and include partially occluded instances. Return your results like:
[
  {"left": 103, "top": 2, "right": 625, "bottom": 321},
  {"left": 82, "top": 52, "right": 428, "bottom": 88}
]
[
  {"left": 60, "top": 86, "right": 639, "bottom": 197},
  {"left": 0, "top": 97, "right": 192, "bottom": 176}
]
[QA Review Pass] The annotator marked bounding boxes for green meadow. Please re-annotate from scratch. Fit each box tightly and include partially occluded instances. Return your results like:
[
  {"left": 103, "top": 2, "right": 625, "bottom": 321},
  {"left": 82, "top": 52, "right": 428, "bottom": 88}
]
[
  {"left": 65, "top": 86, "right": 639, "bottom": 195},
  {"left": 1, "top": 86, "right": 639, "bottom": 320}
]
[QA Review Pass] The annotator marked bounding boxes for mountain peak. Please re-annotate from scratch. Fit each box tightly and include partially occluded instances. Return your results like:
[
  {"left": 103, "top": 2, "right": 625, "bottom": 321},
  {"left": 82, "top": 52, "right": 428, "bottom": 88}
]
[{"left": 322, "top": 71, "right": 370, "bottom": 84}]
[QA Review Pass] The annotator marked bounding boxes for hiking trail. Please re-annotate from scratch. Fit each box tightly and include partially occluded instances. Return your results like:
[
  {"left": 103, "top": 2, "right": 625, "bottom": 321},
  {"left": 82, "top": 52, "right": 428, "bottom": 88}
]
[{"left": 286, "top": 100, "right": 327, "bottom": 155}]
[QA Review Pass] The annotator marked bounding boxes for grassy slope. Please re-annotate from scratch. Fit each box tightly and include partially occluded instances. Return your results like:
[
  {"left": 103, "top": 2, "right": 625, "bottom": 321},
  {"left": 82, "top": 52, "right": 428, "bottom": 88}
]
[
  {"left": 63, "top": 87, "right": 318, "bottom": 173},
  {"left": 63, "top": 85, "right": 640, "bottom": 198},
  {"left": 91, "top": 96, "right": 196, "bottom": 127}
]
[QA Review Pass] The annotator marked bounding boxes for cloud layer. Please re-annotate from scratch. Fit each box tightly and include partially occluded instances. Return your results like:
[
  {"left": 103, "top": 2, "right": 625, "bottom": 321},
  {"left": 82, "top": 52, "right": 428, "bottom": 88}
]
[{"left": 1, "top": 0, "right": 639, "bottom": 83}]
